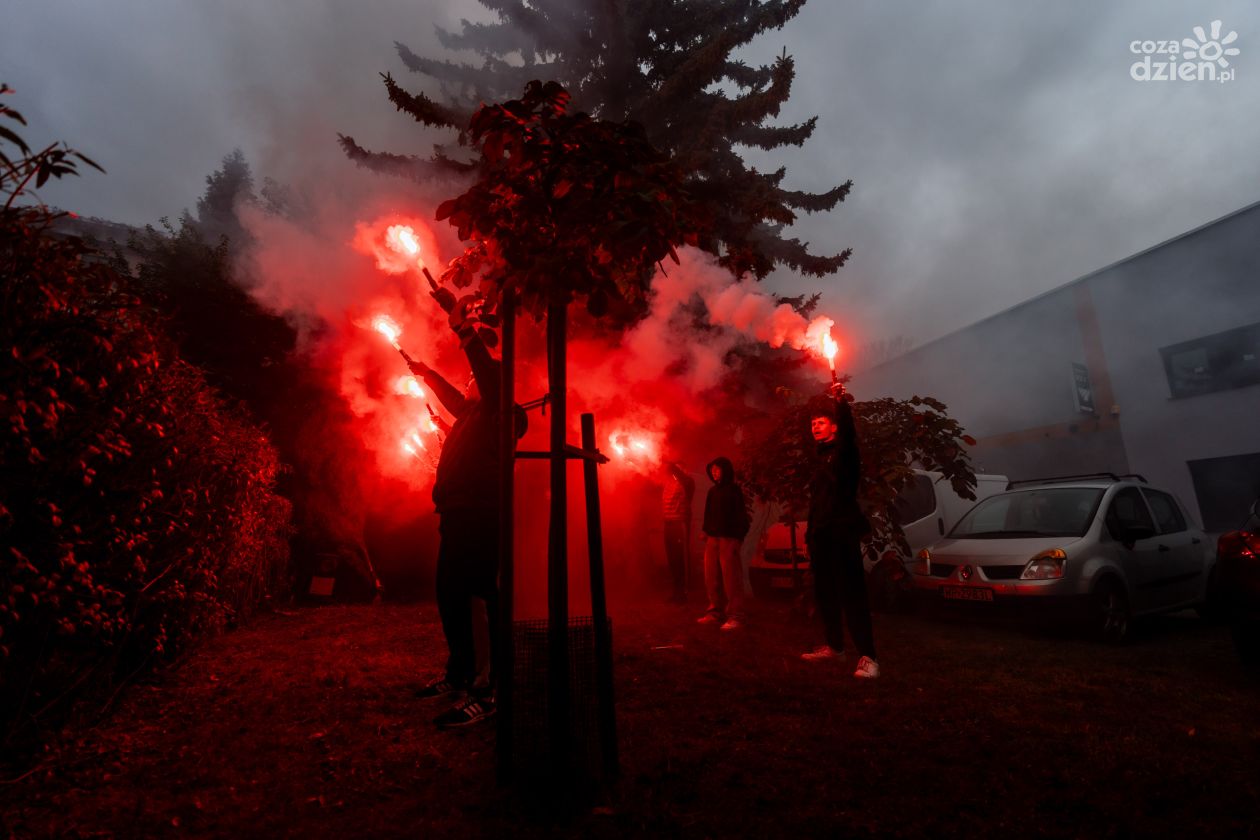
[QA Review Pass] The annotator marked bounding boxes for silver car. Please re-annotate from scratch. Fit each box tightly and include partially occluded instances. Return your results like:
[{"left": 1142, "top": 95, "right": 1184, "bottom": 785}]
[{"left": 909, "top": 474, "right": 1214, "bottom": 641}]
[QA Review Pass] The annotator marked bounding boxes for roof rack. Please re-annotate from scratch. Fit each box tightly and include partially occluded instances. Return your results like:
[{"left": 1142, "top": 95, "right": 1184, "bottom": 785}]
[{"left": 1006, "top": 473, "right": 1148, "bottom": 490}]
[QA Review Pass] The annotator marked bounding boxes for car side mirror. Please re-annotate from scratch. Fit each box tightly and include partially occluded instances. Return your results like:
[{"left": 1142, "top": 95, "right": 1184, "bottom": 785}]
[{"left": 1123, "top": 525, "right": 1156, "bottom": 545}]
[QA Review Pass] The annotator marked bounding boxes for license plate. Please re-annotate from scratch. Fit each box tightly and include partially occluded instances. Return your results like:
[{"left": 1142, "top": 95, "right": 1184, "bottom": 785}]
[{"left": 942, "top": 586, "right": 994, "bottom": 602}]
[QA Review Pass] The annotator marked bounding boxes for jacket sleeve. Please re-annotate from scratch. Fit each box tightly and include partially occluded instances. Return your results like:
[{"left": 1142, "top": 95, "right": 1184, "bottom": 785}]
[
  {"left": 421, "top": 368, "right": 467, "bottom": 418},
  {"left": 834, "top": 398, "right": 861, "bottom": 498},
  {"left": 701, "top": 488, "right": 715, "bottom": 536},
  {"left": 459, "top": 324, "right": 501, "bottom": 401}
]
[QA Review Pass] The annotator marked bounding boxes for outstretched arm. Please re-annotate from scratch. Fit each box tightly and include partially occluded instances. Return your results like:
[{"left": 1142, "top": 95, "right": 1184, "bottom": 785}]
[
  {"left": 408, "top": 359, "right": 466, "bottom": 417},
  {"left": 834, "top": 397, "right": 862, "bottom": 494}
]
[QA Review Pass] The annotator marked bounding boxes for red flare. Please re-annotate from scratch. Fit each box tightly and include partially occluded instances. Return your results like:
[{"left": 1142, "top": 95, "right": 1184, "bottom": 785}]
[
  {"left": 394, "top": 376, "right": 425, "bottom": 399},
  {"left": 822, "top": 332, "right": 839, "bottom": 372},
  {"left": 372, "top": 315, "right": 402, "bottom": 348}
]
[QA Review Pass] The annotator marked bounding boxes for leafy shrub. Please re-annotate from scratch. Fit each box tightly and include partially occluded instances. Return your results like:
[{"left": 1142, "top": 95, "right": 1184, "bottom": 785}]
[
  {"left": 0, "top": 86, "right": 291, "bottom": 749},
  {"left": 739, "top": 385, "right": 978, "bottom": 565}
]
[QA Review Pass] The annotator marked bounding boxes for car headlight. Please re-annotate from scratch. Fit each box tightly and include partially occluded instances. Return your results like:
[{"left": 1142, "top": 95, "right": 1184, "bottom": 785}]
[
  {"left": 1021, "top": 548, "right": 1066, "bottom": 580},
  {"left": 912, "top": 548, "right": 931, "bottom": 576}
]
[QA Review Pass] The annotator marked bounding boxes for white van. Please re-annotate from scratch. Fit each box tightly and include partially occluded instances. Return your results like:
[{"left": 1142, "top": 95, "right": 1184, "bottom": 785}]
[{"left": 747, "top": 469, "right": 1009, "bottom": 601}]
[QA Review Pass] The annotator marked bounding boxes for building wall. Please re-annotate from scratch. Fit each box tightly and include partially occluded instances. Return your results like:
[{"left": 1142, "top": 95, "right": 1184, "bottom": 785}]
[
  {"left": 1089, "top": 205, "right": 1260, "bottom": 525},
  {"left": 850, "top": 201, "right": 1260, "bottom": 529}
]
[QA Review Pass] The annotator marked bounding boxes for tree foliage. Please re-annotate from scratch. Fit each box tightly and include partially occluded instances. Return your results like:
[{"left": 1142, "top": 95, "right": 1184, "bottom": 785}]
[
  {"left": 435, "top": 80, "right": 698, "bottom": 320},
  {"left": 125, "top": 154, "right": 379, "bottom": 598},
  {"left": 343, "top": 0, "right": 852, "bottom": 280},
  {"left": 0, "top": 87, "right": 291, "bottom": 751},
  {"left": 739, "top": 386, "right": 978, "bottom": 564}
]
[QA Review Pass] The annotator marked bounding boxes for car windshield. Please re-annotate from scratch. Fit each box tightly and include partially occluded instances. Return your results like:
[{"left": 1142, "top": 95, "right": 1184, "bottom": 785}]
[{"left": 949, "top": 487, "right": 1104, "bottom": 539}]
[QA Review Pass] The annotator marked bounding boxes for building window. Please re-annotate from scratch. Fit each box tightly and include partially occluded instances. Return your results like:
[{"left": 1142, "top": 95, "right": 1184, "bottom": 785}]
[{"left": 1160, "top": 322, "right": 1260, "bottom": 398}]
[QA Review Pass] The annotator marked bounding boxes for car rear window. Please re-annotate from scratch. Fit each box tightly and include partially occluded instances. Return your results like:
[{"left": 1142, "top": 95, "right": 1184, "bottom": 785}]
[{"left": 949, "top": 487, "right": 1104, "bottom": 539}]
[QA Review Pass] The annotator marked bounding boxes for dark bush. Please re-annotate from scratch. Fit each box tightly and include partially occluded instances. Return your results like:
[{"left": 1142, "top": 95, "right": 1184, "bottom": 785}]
[{"left": 0, "top": 86, "right": 291, "bottom": 751}]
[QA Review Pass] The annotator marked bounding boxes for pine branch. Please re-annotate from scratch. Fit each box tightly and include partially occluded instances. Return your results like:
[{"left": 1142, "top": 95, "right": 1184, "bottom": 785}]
[
  {"left": 779, "top": 180, "right": 853, "bottom": 213},
  {"left": 724, "top": 60, "right": 775, "bottom": 89},
  {"left": 434, "top": 18, "right": 533, "bottom": 56},
  {"left": 773, "top": 291, "right": 822, "bottom": 316},
  {"left": 395, "top": 43, "right": 543, "bottom": 106},
  {"left": 337, "top": 135, "right": 463, "bottom": 181},
  {"left": 750, "top": 227, "right": 853, "bottom": 277},
  {"left": 396, "top": 43, "right": 497, "bottom": 89},
  {"left": 381, "top": 73, "right": 467, "bottom": 129},
  {"left": 732, "top": 117, "right": 817, "bottom": 149}
]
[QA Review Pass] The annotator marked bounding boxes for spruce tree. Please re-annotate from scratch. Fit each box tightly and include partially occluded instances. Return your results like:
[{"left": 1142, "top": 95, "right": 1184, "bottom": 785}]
[{"left": 340, "top": 0, "right": 851, "bottom": 280}]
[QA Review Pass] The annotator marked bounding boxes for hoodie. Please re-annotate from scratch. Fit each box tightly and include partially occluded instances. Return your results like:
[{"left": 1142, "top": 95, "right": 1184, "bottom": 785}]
[
  {"left": 806, "top": 396, "right": 869, "bottom": 544},
  {"left": 422, "top": 334, "right": 526, "bottom": 515},
  {"left": 702, "top": 456, "right": 749, "bottom": 540}
]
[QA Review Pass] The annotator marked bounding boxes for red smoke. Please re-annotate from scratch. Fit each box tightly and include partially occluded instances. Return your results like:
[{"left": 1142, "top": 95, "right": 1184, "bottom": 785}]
[{"left": 239, "top": 195, "right": 845, "bottom": 602}]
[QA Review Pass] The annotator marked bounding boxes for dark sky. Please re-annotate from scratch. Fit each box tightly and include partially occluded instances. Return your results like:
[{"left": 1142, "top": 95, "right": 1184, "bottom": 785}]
[{"left": 5, "top": 1, "right": 1259, "bottom": 347}]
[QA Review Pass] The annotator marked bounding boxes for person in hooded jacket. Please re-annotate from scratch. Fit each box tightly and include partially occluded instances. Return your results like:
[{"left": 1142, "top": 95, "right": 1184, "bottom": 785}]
[
  {"left": 801, "top": 385, "right": 879, "bottom": 678},
  {"left": 699, "top": 456, "right": 749, "bottom": 631},
  {"left": 409, "top": 290, "right": 527, "bottom": 726}
]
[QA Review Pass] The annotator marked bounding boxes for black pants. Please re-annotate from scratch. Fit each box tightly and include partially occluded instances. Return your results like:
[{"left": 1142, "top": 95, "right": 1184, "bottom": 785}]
[
  {"left": 436, "top": 509, "right": 500, "bottom": 693},
  {"left": 809, "top": 534, "right": 877, "bottom": 659},
  {"left": 663, "top": 519, "right": 690, "bottom": 597}
]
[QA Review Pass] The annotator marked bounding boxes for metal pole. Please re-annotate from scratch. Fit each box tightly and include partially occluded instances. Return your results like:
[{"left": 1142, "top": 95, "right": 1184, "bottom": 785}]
[
  {"left": 546, "top": 299, "right": 570, "bottom": 782},
  {"left": 495, "top": 287, "right": 516, "bottom": 785},
  {"left": 580, "top": 413, "right": 618, "bottom": 779}
]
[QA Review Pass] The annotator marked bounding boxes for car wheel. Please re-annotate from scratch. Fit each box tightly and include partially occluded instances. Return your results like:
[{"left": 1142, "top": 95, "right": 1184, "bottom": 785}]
[{"left": 1091, "top": 578, "right": 1131, "bottom": 643}]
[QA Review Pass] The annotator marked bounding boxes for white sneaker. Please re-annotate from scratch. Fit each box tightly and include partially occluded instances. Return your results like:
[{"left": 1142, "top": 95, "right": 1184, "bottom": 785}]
[
  {"left": 696, "top": 613, "right": 720, "bottom": 625},
  {"left": 719, "top": 618, "right": 742, "bottom": 631},
  {"left": 801, "top": 645, "right": 844, "bottom": 662},
  {"left": 854, "top": 655, "right": 880, "bottom": 679}
]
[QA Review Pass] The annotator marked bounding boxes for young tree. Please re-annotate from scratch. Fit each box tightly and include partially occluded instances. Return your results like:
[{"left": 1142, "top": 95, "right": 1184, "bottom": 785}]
[
  {"left": 341, "top": 0, "right": 851, "bottom": 281},
  {"left": 434, "top": 80, "right": 697, "bottom": 319}
]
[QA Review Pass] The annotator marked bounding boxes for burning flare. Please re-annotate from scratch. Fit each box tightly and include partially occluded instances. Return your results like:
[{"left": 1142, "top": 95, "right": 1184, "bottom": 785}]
[
  {"left": 385, "top": 224, "right": 422, "bottom": 261},
  {"left": 372, "top": 315, "right": 402, "bottom": 349},
  {"left": 385, "top": 225, "right": 420, "bottom": 258},
  {"left": 608, "top": 428, "right": 662, "bottom": 469},
  {"left": 394, "top": 376, "right": 425, "bottom": 399},
  {"left": 821, "top": 331, "right": 839, "bottom": 372}
]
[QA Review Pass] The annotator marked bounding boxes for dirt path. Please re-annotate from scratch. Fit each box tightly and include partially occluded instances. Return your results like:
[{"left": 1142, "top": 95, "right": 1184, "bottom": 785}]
[{"left": 1, "top": 601, "right": 1257, "bottom": 838}]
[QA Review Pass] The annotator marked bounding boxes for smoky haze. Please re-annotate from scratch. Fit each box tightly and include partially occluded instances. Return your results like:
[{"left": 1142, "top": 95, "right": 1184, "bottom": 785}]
[{"left": 5, "top": 0, "right": 1260, "bottom": 347}]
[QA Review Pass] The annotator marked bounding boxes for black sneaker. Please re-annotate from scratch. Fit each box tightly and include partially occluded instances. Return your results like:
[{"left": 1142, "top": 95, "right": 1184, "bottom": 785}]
[
  {"left": 414, "top": 677, "right": 464, "bottom": 699},
  {"left": 434, "top": 696, "right": 496, "bottom": 729}
]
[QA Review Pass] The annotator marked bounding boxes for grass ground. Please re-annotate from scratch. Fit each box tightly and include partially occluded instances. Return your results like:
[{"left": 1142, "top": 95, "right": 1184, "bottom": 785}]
[{"left": 1, "top": 596, "right": 1256, "bottom": 838}]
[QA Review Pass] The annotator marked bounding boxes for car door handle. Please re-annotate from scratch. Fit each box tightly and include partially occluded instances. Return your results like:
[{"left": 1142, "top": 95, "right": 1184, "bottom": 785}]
[
  {"left": 1158, "top": 544, "right": 1171, "bottom": 552},
  {"left": 1191, "top": 538, "right": 1201, "bottom": 545}
]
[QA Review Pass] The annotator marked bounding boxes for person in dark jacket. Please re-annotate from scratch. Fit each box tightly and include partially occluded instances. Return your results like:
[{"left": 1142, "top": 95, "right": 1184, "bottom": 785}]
[
  {"left": 801, "top": 386, "right": 879, "bottom": 678},
  {"left": 410, "top": 290, "right": 526, "bottom": 726},
  {"left": 699, "top": 456, "right": 749, "bottom": 630},
  {"left": 661, "top": 460, "right": 696, "bottom": 603}
]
